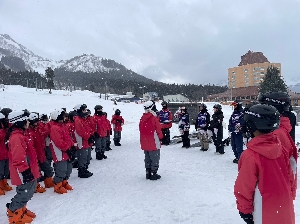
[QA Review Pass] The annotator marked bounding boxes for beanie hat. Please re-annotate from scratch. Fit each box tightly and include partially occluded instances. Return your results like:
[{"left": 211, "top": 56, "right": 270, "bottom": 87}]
[
  {"left": 144, "top": 101, "right": 157, "bottom": 112},
  {"left": 50, "top": 109, "right": 65, "bottom": 121},
  {"left": 8, "top": 110, "right": 30, "bottom": 129}
]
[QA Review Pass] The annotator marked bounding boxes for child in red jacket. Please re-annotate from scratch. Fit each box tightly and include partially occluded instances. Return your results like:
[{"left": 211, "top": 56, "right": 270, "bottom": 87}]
[
  {"left": 103, "top": 112, "right": 112, "bottom": 151},
  {"left": 0, "top": 113, "right": 13, "bottom": 196},
  {"left": 111, "top": 109, "right": 124, "bottom": 146},
  {"left": 139, "top": 101, "right": 163, "bottom": 180},
  {"left": 234, "top": 104, "right": 295, "bottom": 224},
  {"left": 6, "top": 110, "right": 40, "bottom": 223}
]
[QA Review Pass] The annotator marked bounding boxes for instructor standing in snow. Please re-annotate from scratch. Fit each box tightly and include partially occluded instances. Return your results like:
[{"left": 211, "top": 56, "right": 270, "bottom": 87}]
[{"left": 139, "top": 101, "right": 163, "bottom": 180}]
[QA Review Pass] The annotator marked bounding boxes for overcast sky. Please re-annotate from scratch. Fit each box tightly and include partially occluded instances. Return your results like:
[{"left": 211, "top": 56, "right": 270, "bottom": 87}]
[{"left": 1, "top": 0, "right": 300, "bottom": 85}]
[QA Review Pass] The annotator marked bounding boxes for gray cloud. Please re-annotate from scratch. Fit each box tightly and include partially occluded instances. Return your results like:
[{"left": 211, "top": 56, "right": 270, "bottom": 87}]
[{"left": 1, "top": 0, "right": 300, "bottom": 85}]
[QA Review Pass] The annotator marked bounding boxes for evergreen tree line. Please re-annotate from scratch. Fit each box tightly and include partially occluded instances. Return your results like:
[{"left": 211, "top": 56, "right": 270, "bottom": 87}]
[
  {"left": 0, "top": 67, "right": 47, "bottom": 89},
  {"left": 54, "top": 69, "right": 228, "bottom": 101}
]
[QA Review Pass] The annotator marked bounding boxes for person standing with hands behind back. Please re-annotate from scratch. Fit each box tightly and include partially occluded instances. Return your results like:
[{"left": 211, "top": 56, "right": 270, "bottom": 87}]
[{"left": 139, "top": 101, "right": 163, "bottom": 180}]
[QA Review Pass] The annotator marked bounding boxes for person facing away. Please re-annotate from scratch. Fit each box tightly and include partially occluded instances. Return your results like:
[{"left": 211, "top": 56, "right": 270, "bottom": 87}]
[
  {"left": 139, "top": 101, "right": 163, "bottom": 180},
  {"left": 210, "top": 104, "right": 224, "bottom": 154},
  {"left": 258, "top": 91, "right": 298, "bottom": 199},
  {"left": 234, "top": 104, "right": 295, "bottom": 224},
  {"left": 228, "top": 101, "right": 244, "bottom": 163},
  {"left": 195, "top": 103, "right": 210, "bottom": 151},
  {"left": 111, "top": 109, "right": 124, "bottom": 146},
  {"left": 158, "top": 101, "right": 172, "bottom": 146}
]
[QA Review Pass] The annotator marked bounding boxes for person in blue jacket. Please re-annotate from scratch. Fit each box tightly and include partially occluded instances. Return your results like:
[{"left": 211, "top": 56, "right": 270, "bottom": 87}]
[{"left": 228, "top": 101, "right": 244, "bottom": 163}]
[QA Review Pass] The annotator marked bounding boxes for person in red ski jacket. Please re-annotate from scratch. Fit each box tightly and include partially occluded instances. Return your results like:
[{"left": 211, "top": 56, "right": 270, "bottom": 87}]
[
  {"left": 94, "top": 105, "right": 108, "bottom": 160},
  {"left": 234, "top": 104, "right": 295, "bottom": 224},
  {"left": 103, "top": 112, "right": 112, "bottom": 151},
  {"left": 39, "top": 114, "right": 52, "bottom": 165},
  {"left": 86, "top": 109, "right": 96, "bottom": 166},
  {"left": 139, "top": 101, "right": 163, "bottom": 181},
  {"left": 258, "top": 91, "right": 298, "bottom": 199},
  {"left": 50, "top": 109, "right": 76, "bottom": 194},
  {"left": 27, "top": 113, "right": 54, "bottom": 193},
  {"left": 73, "top": 104, "right": 93, "bottom": 178},
  {"left": 0, "top": 113, "right": 13, "bottom": 196},
  {"left": 111, "top": 109, "right": 124, "bottom": 146},
  {"left": 6, "top": 110, "right": 40, "bottom": 224}
]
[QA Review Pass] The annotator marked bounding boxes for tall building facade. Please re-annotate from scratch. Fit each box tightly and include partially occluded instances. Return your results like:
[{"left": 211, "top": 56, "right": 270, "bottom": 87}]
[{"left": 228, "top": 50, "right": 281, "bottom": 88}]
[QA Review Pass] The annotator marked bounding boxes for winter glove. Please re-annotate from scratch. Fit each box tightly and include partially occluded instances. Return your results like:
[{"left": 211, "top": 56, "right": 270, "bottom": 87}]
[
  {"left": 88, "top": 135, "right": 95, "bottom": 145},
  {"left": 94, "top": 132, "right": 100, "bottom": 138},
  {"left": 21, "top": 168, "right": 34, "bottom": 183},
  {"left": 239, "top": 212, "right": 253, "bottom": 224},
  {"left": 110, "top": 130, "right": 112, "bottom": 135},
  {"left": 66, "top": 146, "right": 77, "bottom": 162}
]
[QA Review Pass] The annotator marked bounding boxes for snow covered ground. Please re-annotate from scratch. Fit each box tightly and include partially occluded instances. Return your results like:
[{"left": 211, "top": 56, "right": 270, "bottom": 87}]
[{"left": 0, "top": 85, "right": 299, "bottom": 224}]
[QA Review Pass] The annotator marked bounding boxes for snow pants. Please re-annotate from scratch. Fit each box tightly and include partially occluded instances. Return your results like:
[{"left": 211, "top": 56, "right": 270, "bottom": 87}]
[
  {"left": 213, "top": 127, "right": 224, "bottom": 154},
  {"left": 182, "top": 131, "right": 190, "bottom": 147},
  {"left": 87, "top": 147, "right": 92, "bottom": 165},
  {"left": 0, "top": 159, "right": 9, "bottom": 180},
  {"left": 45, "top": 146, "right": 53, "bottom": 165},
  {"left": 8, "top": 179, "right": 37, "bottom": 212},
  {"left": 198, "top": 131, "right": 209, "bottom": 150},
  {"left": 77, "top": 148, "right": 88, "bottom": 169},
  {"left": 113, "top": 131, "right": 121, "bottom": 141},
  {"left": 53, "top": 160, "right": 72, "bottom": 184},
  {"left": 144, "top": 149, "right": 160, "bottom": 172},
  {"left": 161, "top": 128, "right": 170, "bottom": 145},
  {"left": 39, "top": 161, "right": 54, "bottom": 178},
  {"left": 231, "top": 133, "right": 243, "bottom": 159}
]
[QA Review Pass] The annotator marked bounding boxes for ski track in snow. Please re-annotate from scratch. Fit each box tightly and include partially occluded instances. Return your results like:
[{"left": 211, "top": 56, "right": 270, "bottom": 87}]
[{"left": 0, "top": 85, "right": 299, "bottom": 224}]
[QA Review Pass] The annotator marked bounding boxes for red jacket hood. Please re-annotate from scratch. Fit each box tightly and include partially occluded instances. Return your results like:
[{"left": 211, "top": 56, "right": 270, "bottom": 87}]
[
  {"left": 279, "top": 116, "right": 292, "bottom": 133},
  {"left": 141, "top": 112, "right": 156, "bottom": 122},
  {"left": 247, "top": 132, "right": 282, "bottom": 159}
]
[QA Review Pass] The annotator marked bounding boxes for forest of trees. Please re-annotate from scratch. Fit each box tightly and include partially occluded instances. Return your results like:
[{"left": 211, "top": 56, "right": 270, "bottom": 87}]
[{"left": 54, "top": 68, "right": 228, "bottom": 101}]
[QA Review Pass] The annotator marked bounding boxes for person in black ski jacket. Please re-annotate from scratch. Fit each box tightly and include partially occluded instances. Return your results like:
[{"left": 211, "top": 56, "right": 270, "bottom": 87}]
[{"left": 210, "top": 104, "right": 224, "bottom": 154}]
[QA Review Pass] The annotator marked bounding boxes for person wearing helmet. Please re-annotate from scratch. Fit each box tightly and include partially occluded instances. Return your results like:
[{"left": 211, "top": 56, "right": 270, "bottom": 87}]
[
  {"left": 49, "top": 109, "right": 76, "bottom": 193},
  {"left": 111, "top": 109, "right": 124, "bottom": 146},
  {"left": 258, "top": 91, "right": 298, "bottom": 198},
  {"left": 158, "top": 101, "right": 172, "bottom": 146},
  {"left": 210, "top": 104, "right": 224, "bottom": 154},
  {"left": 0, "top": 113, "right": 13, "bottom": 196},
  {"left": 178, "top": 106, "right": 190, "bottom": 148},
  {"left": 228, "top": 101, "right": 244, "bottom": 163},
  {"left": 234, "top": 104, "right": 295, "bottom": 224},
  {"left": 93, "top": 105, "right": 109, "bottom": 160},
  {"left": 139, "top": 101, "right": 163, "bottom": 180},
  {"left": 5, "top": 110, "right": 40, "bottom": 223},
  {"left": 195, "top": 103, "right": 210, "bottom": 151},
  {"left": 26, "top": 113, "right": 53, "bottom": 193},
  {"left": 73, "top": 104, "right": 93, "bottom": 178}
]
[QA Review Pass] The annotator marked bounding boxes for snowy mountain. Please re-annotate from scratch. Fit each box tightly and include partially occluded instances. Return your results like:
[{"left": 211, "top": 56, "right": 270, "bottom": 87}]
[
  {"left": 289, "top": 83, "right": 300, "bottom": 93},
  {"left": 0, "top": 34, "right": 63, "bottom": 73},
  {"left": 0, "top": 34, "right": 141, "bottom": 78}
]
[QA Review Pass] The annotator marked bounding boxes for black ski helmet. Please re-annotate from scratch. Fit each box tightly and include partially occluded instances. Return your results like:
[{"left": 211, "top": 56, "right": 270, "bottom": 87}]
[
  {"left": 1, "top": 108, "right": 12, "bottom": 117},
  {"left": 258, "top": 91, "right": 291, "bottom": 113},
  {"left": 198, "top": 103, "right": 207, "bottom": 109},
  {"left": 161, "top": 101, "right": 168, "bottom": 106},
  {"left": 94, "top": 105, "right": 103, "bottom": 110},
  {"left": 213, "top": 104, "right": 222, "bottom": 110},
  {"left": 115, "top": 109, "right": 121, "bottom": 115},
  {"left": 244, "top": 104, "right": 280, "bottom": 134}
]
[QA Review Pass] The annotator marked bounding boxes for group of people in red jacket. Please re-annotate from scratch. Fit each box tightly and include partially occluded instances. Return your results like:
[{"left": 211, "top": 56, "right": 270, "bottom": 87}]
[{"left": 0, "top": 104, "right": 124, "bottom": 224}]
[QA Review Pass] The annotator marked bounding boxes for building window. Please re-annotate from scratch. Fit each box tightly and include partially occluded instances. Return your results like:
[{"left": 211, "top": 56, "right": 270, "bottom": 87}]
[
  {"left": 260, "top": 72, "right": 264, "bottom": 74},
  {"left": 232, "top": 71, "right": 236, "bottom": 74},
  {"left": 232, "top": 75, "right": 236, "bottom": 79},
  {"left": 260, "top": 67, "right": 264, "bottom": 70},
  {"left": 244, "top": 78, "right": 249, "bottom": 82},
  {"left": 254, "top": 82, "right": 260, "bottom": 86},
  {"left": 245, "top": 83, "right": 249, "bottom": 87},
  {"left": 254, "top": 77, "right": 260, "bottom": 81},
  {"left": 253, "top": 67, "right": 259, "bottom": 71},
  {"left": 244, "top": 74, "right": 249, "bottom": 77},
  {"left": 244, "top": 69, "right": 248, "bottom": 73}
]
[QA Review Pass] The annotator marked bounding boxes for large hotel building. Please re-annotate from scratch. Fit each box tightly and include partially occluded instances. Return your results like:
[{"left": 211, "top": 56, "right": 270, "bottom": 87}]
[{"left": 228, "top": 50, "right": 281, "bottom": 88}]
